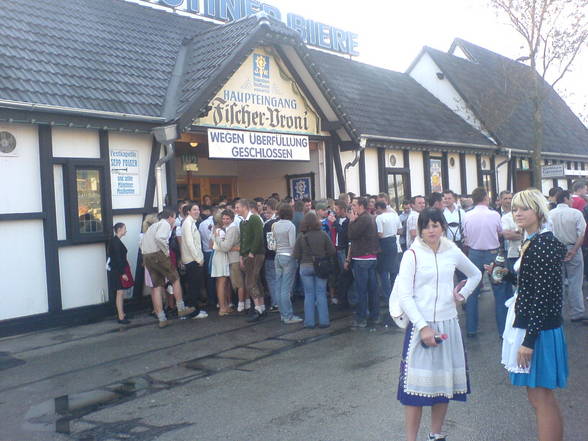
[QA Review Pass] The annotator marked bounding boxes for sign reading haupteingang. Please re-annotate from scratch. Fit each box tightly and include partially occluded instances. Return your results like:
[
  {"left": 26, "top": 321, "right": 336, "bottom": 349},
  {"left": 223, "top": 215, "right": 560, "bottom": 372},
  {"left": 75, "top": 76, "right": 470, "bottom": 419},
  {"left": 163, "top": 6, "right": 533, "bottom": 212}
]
[
  {"left": 193, "top": 47, "right": 321, "bottom": 136},
  {"left": 208, "top": 128, "right": 309, "bottom": 161}
]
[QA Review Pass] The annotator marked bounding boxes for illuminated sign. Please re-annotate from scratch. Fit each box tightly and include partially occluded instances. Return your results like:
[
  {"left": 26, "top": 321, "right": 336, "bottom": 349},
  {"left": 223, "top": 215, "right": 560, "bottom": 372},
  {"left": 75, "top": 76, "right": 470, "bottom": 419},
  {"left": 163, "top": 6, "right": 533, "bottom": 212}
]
[
  {"left": 144, "top": 0, "right": 359, "bottom": 56},
  {"left": 208, "top": 128, "right": 309, "bottom": 161},
  {"left": 194, "top": 47, "right": 320, "bottom": 135}
]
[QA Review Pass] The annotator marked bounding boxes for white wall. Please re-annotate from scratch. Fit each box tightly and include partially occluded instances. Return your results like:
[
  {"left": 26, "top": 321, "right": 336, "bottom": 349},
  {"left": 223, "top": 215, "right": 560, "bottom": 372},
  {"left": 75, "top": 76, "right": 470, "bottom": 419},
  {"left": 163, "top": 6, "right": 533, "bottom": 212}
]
[
  {"left": 109, "top": 133, "right": 153, "bottom": 210},
  {"left": 541, "top": 179, "right": 552, "bottom": 195},
  {"left": 0, "top": 220, "right": 48, "bottom": 320},
  {"left": 52, "top": 127, "right": 100, "bottom": 158},
  {"left": 53, "top": 164, "right": 67, "bottom": 240},
  {"left": 557, "top": 179, "right": 568, "bottom": 190},
  {"left": 340, "top": 150, "right": 360, "bottom": 194},
  {"left": 496, "top": 155, "right": 509, "bottom": 193},
  {"left": 59, "top": 244, "right": 108, "bottom": 309},
  {"left": 465, "top": 154, "right": 478, "bottom": 194},
  {"left": 447, "top": 153, "right": 461, "bottom": 193},
  {"left": 0, "top": 123, "right": 42, "bottom": 213},
  {"left": 409, "top": 151, "right": 425, "bottom": 196},
  {"left": 364, "top": 148, "right": 380, "bottom": 195},
  {"left": 408, "top": 53, "right": 493, "bottom": 140},
  {"left": 385, "top": 149, "right": 404, "bottom": 168},
  {"left": 112, "top": 214, "right": 143, "bottom": 280}
]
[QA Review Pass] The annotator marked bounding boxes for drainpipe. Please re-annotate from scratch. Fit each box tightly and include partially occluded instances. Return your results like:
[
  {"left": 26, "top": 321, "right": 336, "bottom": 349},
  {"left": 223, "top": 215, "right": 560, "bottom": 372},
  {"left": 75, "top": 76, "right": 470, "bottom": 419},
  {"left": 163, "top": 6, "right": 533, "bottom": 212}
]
[
  {"left": 343, "top": 136, "right": 367, "bottom": 190},
  {"left": 495, "top": 148, "right": 512, "bottom": 193},
  {"left": 151, "top": 124, "right": 179, "bottom": 212}
]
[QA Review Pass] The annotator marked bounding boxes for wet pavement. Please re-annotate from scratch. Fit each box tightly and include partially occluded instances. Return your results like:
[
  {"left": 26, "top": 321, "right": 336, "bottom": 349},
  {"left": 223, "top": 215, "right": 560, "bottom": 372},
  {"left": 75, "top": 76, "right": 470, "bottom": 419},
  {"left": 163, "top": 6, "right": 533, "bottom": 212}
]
[{"left": 1, "top": 289, "right": 587, "bottom": 441}]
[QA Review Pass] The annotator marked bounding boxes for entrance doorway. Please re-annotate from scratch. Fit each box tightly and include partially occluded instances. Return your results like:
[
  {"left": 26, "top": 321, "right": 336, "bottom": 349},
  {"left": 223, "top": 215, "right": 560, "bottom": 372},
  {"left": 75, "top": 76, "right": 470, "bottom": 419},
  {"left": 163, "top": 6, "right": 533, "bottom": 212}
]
[{"left": 177, "top": 174, "right": 237, "bottom": 204}]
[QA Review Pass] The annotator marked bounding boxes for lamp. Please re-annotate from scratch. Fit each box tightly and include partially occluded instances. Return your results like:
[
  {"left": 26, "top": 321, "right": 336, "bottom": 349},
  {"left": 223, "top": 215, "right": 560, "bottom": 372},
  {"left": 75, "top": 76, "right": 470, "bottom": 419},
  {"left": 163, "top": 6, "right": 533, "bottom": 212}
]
[{"left": 190, "top": 142, "right": 199, "bottom": 148}]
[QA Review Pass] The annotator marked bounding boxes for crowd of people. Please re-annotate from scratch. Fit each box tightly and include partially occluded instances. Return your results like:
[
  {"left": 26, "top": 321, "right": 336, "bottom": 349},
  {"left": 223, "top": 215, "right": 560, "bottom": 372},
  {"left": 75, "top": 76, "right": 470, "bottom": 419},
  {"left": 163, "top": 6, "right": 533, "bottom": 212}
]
[{"left": 106, "top": 181, "right": 588, "bottom": 441}]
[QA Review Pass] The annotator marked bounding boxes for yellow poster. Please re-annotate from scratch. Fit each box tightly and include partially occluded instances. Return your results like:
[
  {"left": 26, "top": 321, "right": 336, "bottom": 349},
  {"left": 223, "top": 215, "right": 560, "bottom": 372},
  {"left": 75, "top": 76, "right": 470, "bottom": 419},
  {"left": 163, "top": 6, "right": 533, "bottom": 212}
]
[{"left": 193, "top": 47, "right": 320, "bottom": 135}]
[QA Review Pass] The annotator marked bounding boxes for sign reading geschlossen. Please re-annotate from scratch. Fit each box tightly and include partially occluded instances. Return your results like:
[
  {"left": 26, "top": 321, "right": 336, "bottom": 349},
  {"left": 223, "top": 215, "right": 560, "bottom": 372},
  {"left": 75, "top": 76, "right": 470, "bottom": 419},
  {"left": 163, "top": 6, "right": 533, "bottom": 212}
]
[{"left": 208, "top": 128, "right": 309, "bottom": 161}]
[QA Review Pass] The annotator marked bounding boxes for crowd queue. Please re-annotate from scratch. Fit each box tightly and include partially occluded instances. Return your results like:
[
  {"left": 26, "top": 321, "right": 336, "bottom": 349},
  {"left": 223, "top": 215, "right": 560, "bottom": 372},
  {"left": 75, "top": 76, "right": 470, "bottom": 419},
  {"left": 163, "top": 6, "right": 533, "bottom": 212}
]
[{"left": 107, "top": 180, "right": 588, "bottom": 441}]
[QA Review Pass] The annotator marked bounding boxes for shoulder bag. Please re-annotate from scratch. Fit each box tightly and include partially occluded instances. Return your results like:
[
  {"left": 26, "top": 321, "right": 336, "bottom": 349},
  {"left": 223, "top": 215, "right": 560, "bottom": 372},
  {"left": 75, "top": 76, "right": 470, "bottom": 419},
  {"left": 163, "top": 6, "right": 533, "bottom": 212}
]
[
  {"left": 304, "top": 233, "right": 333, "bottom": 279},
  {"left": 389, "top": 249, "right": 416, "bottom": 329}
]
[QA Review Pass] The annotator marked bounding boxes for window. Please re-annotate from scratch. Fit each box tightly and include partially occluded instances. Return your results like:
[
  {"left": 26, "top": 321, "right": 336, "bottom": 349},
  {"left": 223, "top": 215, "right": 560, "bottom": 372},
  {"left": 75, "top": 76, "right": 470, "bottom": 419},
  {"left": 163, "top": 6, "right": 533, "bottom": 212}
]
[
  {"left": 55, "top": 159, "right": 110, "bottom": 243},
  {"left": 387, "top": 173, "right": 406, "bottom": 212},
  {"left": 429, "top": 158, "right": 443, "bottom": 193},
  {"left": 76, "top": 168, "right": 104, "bottom": 234}
]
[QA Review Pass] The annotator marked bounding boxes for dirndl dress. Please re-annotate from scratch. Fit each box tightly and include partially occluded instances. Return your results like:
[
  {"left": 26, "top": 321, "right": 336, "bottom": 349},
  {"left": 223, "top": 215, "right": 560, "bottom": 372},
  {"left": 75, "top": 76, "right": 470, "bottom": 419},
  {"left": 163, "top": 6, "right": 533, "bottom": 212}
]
[
  {"left": 397, "top": 318, "right": 470, "bottom": 406},
  {"left": 211, "top": 231, "right": 230, "bottom": 278},
  {"left": 501, "top": 293, "right": 568, "bottom": 389}
]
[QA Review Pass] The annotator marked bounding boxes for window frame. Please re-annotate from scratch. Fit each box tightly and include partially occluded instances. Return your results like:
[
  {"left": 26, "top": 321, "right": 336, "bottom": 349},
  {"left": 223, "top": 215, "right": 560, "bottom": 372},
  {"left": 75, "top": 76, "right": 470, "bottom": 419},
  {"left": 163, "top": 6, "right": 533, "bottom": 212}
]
[{"left": 57, "top": 158, "right": 112, "bottom": 244}]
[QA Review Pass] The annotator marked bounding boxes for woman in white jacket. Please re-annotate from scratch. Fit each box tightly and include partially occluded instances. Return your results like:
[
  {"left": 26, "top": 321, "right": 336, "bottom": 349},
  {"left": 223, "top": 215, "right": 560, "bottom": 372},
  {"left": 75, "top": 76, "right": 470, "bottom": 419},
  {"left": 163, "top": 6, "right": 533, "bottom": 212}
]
[{"left": 393, "top": 208, "right": 481, "bottom": 441}]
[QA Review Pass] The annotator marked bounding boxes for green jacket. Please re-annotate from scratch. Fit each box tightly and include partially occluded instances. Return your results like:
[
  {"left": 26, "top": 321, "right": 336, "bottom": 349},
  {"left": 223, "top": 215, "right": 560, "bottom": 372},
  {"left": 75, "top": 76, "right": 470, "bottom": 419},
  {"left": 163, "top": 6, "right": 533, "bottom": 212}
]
[{"left": 240, "top": 214, "right": 265, "bottom": 256}]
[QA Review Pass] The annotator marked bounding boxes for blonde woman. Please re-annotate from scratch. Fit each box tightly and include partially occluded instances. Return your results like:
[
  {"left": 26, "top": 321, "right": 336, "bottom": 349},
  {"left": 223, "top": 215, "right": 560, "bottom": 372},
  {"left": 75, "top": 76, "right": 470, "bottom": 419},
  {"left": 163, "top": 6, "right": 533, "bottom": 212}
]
[
  {"left": 211, "top": 209, "right": 235, "bottom": 315},
  {"left": 496, "top": 189, "right": 567, "bottom": 441}
]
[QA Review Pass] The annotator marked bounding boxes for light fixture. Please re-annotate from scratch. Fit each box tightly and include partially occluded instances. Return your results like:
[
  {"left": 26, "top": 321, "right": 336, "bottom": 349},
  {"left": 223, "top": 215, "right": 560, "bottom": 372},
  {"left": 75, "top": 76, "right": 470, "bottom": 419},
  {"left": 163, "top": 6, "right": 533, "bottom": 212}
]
[{"left": 190, "top": 142, "right": 199, "bottom": 148}]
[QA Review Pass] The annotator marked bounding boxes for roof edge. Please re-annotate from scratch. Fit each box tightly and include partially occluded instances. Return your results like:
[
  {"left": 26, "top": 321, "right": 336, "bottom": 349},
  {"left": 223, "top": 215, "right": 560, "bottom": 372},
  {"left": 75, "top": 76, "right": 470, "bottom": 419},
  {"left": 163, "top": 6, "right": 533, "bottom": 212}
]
[{"left": 0, "top": 99, "right": 164, "bottom": 122}]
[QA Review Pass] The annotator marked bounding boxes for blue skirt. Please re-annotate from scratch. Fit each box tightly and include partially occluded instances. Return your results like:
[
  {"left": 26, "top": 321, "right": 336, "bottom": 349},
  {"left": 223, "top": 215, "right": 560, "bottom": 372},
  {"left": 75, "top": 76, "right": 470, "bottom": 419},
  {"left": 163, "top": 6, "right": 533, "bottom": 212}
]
[{"left": 509, "top": 327, "right": 568, "bottom": 389}]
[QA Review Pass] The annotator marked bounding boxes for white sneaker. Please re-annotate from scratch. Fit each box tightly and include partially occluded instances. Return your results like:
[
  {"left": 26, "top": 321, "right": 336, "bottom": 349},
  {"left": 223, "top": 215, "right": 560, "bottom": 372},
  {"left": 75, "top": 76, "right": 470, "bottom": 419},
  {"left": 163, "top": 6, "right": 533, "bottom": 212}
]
[
  {"left": 331, "top": 298, "right": 339, "bottom": 305},
  {"left": 192, "top": 311, "right": 208, "bottom": 319},
  {"left": 283, "top": 316, "right": 303, "bottom": 324}
]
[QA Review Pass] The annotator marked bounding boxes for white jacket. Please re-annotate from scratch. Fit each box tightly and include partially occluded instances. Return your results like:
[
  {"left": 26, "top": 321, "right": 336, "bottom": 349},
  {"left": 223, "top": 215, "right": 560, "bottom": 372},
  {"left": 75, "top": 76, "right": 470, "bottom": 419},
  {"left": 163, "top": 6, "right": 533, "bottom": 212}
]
[
  {"left": 393, "top": 236, "right": 481, "bottom": 332},
  {"left": 180, "top": 215, "right": 204, "bottom": 265}
]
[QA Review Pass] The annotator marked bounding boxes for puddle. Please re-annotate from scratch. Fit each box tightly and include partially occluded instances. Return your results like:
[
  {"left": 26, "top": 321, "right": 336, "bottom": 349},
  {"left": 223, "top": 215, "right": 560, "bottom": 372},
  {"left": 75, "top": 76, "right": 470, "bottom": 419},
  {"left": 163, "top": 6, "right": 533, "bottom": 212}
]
[
  {"left": 0, "top": 351, "right": 26, "bottom": 371},
  {"left": 26, "top": 379, "right": 148, "bottom": 435}
]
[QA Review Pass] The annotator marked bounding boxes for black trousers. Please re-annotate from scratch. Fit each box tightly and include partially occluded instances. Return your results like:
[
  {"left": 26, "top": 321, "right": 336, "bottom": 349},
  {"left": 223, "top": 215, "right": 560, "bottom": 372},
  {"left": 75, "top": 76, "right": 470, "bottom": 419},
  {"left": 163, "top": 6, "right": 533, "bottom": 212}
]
[{"left": 185, "top": 261, "right": 203, "bottom": 308}]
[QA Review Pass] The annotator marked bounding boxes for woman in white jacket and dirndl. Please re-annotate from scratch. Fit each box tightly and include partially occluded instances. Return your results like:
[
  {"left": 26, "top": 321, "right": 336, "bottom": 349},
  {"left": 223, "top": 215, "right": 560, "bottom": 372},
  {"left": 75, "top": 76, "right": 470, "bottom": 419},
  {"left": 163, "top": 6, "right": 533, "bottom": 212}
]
[{"left": 391, "top": 208, "right": 481, "bottom": 441}]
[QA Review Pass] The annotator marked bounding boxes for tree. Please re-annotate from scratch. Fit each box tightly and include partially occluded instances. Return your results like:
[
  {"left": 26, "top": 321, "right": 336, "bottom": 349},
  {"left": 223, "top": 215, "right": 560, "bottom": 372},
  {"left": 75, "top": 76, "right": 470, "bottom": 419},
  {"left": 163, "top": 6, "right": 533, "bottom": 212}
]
[{"left": 489, "top": 0, "right": 588, "bottom": 188}]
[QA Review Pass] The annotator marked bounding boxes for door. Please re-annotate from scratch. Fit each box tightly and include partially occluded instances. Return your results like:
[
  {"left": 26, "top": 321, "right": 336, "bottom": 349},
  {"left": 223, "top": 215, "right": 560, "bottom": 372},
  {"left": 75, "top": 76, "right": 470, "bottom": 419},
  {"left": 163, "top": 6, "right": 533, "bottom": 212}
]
[
  {"left": 515, "top": 171, "right": 532, "bottom": 192},
  {"left": 177, "top": 175, "right": 236, "bottom": 204}
]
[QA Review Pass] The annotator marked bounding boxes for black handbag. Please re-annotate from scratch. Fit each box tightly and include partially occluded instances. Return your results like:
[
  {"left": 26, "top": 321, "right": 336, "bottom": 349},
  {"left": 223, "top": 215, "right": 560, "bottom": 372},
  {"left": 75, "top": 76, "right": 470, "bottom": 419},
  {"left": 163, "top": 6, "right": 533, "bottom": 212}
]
[{"left": 304, "top": 233, "right": 333, "bottom": 279}]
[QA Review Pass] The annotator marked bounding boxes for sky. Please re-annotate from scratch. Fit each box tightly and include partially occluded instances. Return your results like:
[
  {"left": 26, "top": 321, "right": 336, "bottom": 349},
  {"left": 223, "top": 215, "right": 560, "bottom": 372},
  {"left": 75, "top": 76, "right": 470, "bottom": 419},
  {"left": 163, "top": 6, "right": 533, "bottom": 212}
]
[{"left": 133, "top": 0, "right": 587, "bottom": 121}]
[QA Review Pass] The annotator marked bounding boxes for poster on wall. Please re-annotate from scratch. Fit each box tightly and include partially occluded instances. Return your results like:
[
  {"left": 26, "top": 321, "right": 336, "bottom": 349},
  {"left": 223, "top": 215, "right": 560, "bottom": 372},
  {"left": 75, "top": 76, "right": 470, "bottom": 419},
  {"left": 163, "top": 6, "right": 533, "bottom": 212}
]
[
  {"left": 287, "top": 173, "right": 315, "bottom": 200},
  {"left": 110, "top": 149, "right": 140, "bottom": 196},
  {"left": 208, "top": 128, "right": 310, "bottom": 161},
  {"left": 193, "top": 47, "right": 321, "bottom": 135},
  {"left": 430, "top": 158, "right": 443, "bottom": 193}
]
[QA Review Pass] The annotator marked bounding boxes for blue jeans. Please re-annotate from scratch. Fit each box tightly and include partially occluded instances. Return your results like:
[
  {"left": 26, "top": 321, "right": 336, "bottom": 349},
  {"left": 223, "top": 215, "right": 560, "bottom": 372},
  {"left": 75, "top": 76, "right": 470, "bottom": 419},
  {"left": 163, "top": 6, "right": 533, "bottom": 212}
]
[
  {"left": 466, "top": 248, "right": 502, "bottom": 335},
  {"left": 300, "top": 264, "right": 329, "bottom": 327},
  {"left": 377, "top": 236, "right": 398, "bottom": 302},
  {"left": 351, "top": 259, "right": 378, "bottom": 322},
  {"left": 264, "top": 258, "right": 277, "bottom": 307},
  {"left": 203, "top": 251, "right": 217, "bottom": 306},
  {"left": 275, "top": 254, "right": 297, "bottom": 320}
]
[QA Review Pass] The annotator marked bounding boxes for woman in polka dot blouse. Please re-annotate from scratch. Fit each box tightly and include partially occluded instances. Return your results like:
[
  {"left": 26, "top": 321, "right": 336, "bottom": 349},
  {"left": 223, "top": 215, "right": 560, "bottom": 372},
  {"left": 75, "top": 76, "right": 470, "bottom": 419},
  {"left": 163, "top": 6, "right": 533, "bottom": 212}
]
[{"left": 498, "top": 189, "right": 567, "bottom": 441}]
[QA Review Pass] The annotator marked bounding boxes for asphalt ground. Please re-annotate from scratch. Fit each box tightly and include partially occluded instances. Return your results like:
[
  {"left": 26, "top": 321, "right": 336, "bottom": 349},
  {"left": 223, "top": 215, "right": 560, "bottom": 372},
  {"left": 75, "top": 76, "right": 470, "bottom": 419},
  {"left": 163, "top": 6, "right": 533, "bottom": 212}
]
[{"left": 0, "top": 285, "right": 587, "bottom": 441}]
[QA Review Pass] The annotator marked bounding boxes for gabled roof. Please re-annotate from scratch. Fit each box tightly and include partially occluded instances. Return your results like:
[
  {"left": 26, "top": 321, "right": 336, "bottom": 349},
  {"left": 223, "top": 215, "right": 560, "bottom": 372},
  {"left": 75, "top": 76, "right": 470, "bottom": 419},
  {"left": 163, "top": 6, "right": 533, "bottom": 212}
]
[
  {"left": 173, "top": 14, "right": 306, "bottom": 130},
  {"left": 425, "top": 39, "right": 588, "bottom": 156},
  {"left": 0, "top": 0, "right": 215, "bottom": 119},
  {"left": 309, "top": 50, "right": 493, "bottom": 147}
]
